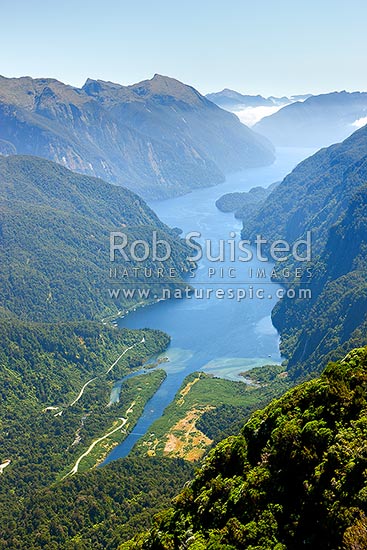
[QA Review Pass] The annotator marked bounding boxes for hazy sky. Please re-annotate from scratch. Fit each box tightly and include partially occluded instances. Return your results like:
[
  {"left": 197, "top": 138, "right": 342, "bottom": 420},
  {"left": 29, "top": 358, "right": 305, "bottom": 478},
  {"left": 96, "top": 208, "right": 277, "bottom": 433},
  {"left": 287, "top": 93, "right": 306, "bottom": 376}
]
[{"left": 1, "top": 0, "right": 366, "bottom": 96}]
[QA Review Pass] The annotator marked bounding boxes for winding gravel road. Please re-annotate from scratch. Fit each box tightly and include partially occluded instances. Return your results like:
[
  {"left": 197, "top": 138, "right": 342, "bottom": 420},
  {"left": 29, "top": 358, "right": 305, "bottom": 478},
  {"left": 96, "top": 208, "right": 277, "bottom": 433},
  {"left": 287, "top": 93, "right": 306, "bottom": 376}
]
[
  {"left": 64, "top": 402, "right": 135, "bottom": 477},
  {"left": 54, "top": 337, "right": 145, "bottom": 415}
]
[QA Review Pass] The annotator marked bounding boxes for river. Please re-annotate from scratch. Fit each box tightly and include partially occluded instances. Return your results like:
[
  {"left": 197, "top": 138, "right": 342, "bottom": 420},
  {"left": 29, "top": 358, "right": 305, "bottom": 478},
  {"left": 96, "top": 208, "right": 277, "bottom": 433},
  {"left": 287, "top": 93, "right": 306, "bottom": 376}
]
[{"left": 103, "top": 147, "right": 315, "bottom": 464}]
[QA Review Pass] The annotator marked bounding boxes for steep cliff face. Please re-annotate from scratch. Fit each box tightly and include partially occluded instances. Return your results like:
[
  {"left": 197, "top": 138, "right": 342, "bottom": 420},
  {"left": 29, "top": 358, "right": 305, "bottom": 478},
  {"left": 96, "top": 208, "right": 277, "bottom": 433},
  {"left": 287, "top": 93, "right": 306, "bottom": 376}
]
[
  {"left": 0, "top": 74, "right": 274, "bottom": 199},
  {"left": 240, "top": 126, "right": 367, "bottom": 379},
  {"left": 243, "top": 124, "right": 367, "bottom": 253},
  {"left": 272, "top": 184, "right": 367, "bottom": 379}
]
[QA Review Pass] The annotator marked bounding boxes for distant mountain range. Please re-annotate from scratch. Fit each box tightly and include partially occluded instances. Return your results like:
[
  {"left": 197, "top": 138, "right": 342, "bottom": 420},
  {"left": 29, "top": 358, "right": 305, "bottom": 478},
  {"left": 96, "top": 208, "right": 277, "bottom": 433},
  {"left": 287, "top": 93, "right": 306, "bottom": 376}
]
[
  {"left": 254, "top": 91, "right": 367, "bottom": 147},
  {"left": 206, "top": 88, "right": 311, "bottom": 110},
  {"left": 207, "top": 89, "right": 367, "bottom": 144},
  {"left": 0, "top": 74, "right": 274, "bottom": 199},
  {"left": 206, "top": 89, "right": 312, "bottom": 126}
]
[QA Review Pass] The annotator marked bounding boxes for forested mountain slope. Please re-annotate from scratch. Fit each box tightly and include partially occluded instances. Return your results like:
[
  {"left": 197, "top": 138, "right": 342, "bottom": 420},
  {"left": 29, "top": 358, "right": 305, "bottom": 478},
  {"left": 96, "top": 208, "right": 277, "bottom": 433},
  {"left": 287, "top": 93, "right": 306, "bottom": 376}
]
[
  {"left": 242, "top": 126, "right": 367, "bottom": 379},
  {"left": 0, "top": 74, "right": 274, "bottom": 198},
  {"left": 0, "top": 155, "right": 194, "bottom": 321},
  {"left": 122, "top": 347, "right": 367, "bottom": 550}
]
